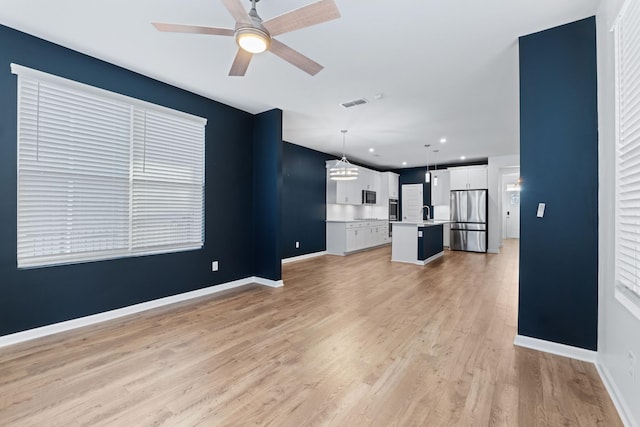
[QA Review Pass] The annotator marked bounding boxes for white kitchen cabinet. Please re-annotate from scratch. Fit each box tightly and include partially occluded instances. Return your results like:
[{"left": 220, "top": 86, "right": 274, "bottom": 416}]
[
  {"left": 448, "top": 166, "right": 488, "bottom": 190},
  {"left": 379, "top": 172, "right": 399, "bottom": 205},
  {"left": 360, "top": 168, "right": 381, "bottom": 192},
  {"left": 326, "top": 220, "right": 390, "bottom": 255},
  {"left": 467, "top": 167, "right": 488, "bottom": 189},
  {"left": 386, "top": 172, "right": 399, "bottom": 199},
  {"left": 430, "top": 170, "right": 450, "bottom": 206},
  {"left": 326, "top": 160, "right": 361, "bottom": 204},
  {"left": 335, "top": 179, "right": 361, "bottom": 204},
  {"left": 443, "top": 224, "right": 450, "bottom": 248},
  {"left": 326, "top": 161, "right": 385, "bottom": 205},
  {"left": 345, "top": 227, "right": 363, "bottom": 252}
]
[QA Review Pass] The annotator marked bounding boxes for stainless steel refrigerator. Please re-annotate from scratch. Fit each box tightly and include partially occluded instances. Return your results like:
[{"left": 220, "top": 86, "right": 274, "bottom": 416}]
[{"left": 450, "top": 189, "right": 487, "bottom": 253}]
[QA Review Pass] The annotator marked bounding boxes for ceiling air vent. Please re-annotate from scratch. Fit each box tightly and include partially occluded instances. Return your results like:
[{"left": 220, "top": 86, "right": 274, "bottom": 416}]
[{"left": 340, "top": 98, "right": 368, "bottom": 108}]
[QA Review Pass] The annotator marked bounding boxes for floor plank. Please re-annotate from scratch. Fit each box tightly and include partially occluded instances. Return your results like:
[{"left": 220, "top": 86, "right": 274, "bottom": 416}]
[{"left": 0, "top": 240, "right": 622, "bottom": 426}]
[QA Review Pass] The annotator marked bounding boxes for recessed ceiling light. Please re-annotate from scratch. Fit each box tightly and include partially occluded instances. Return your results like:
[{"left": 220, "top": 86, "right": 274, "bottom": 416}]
[
  {"left": 440, "top": 138, "right": 447, "bottom": 144},
  {"left": 460, "top": 156, "right": 466, "bottom": 160},
  {"left": 369, "top": 148, "right": 375, "bottom": 153},
  {"left": 402, "top": 161, "right": 407, "bottom": 166}
]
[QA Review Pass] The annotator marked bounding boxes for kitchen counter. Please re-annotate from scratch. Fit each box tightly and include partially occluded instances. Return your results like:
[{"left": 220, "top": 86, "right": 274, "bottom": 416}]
[
  {"left": 391, "top": 221, "right": 446, "bottom": 265},
  {"left": 326, "top": 219, "right": 387, "bottom": 223},
  {"left": 390, "top": 220, "right": 451, "bottom": 227}
]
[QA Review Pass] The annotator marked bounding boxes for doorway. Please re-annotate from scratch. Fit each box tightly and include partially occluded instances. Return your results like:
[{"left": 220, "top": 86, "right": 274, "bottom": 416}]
[{"left": 502, "top": 172, "right": 520, "bottom": 239}]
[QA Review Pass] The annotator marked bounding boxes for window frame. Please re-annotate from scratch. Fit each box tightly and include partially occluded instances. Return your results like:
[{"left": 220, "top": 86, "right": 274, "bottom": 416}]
[
  {"left": 12, "top": 64, "right": 207, "bottom": 268},
  {"left": 613, "top": 1, "right": 640, "bottom": 321}
]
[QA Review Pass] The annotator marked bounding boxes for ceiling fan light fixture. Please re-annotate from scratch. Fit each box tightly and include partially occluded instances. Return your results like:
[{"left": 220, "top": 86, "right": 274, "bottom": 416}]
[{"left": 235, "top": 26, "right": 271, "bottom": 53}]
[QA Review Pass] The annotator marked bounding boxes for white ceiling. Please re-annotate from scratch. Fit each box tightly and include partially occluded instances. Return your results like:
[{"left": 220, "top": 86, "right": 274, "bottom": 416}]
[{"left": 0, "top": 0, "right": 599, "bottom": 169}]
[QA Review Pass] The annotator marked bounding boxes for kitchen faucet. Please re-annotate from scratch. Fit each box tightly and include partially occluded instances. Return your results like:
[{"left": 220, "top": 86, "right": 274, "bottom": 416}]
[{"left": 420, "top": 205, "right": 431, "bottom": 221}]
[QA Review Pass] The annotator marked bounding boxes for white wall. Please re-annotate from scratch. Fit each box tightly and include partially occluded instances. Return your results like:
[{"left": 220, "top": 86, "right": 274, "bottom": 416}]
[
  {"left": 488, "top": 155, "right": 520, "bottom": 253},
  {"left": 326, "top": 204, "right": 387, "bottom": 221},
  {"left": 597, "top": 0, "right": 640, "bottom": 425}
]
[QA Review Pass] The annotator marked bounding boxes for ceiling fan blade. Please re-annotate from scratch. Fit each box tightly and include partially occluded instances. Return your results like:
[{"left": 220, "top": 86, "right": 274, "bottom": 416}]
[
  {"left": 269, "top": 39, "right": 323, "bottom": 76},
  {"left": 220, "top": 0, "right": 250, "bottom": 24},
  {"left": 229, "top": 48, "right": 253, "bottom": 76},
  {"left": 152, "top": 23, "right": 234, "bottom": 36},
  {"left": 263, "top": 0, "right": 340, "bottom": 37}
]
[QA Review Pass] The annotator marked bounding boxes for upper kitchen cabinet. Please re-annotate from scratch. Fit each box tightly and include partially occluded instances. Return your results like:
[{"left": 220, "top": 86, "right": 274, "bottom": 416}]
[
  {"left": 326, "top": 160, "right": 361, "bottom": 204},
  {"left": 327, "top": 161, "right": 389, "bottom": 205},
  {"left": 430, "top": 169, "right": 450, "bottom": 205},
  {"left": 360, "top": 168, "right": 381, "bottom": 193},
  {"left": 380, "top": 172, "right": 400, "bottom": 201},
  {"left": 449, "top": 166, "right": 488, "bottom": 190},
  {"left": 388, "top": 172, "right": 399, "bottom": 199}
]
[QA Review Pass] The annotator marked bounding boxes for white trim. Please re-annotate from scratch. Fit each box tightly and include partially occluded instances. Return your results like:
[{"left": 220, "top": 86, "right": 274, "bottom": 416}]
[
  {"left": 251, "top": 277, "right": 284, "bottom": 288},
  {"left": 10, "top": 63, "right": 207, "bottom": 125},
  {"left": 392, "top": 251, "right": 444, "bottom": 266},
  {"left": 514, "top": 334, "right": 596, "bottom": 363},
  {"left": 487, "top": 248, "right": 500, "bottom": 254},
  {"left": 0, "top": 276, "right": 281, "bottom": 349},
  {"left": 421, "top": 251, "right": 444, "bottom": 265},
  {"left": 615, "top": 285, "right": 640, "bottom": 321},
  {"left": 282, "top": 251, "right": 327, "bottom": 264},
  {"left": 596, "top": 361, "right": 638, "bottom": 427}
]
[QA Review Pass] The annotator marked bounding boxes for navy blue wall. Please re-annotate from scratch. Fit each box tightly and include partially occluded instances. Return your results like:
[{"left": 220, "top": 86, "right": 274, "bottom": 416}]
[
  {"left": 518, "top": 17, "right": 598, "bottom": 350},
  {"left": 397, "top": 167, "right": 432, "bottom": 220},
  {"left": 282, "top": 142, "right": 333, "bottom": 259},
  {"left": 253, "top": 109, "right": 283, "bottom": 281},
  {"left": 0, "top": 24, "right": 261, "bottom": 336},
  {"left": 418, "top": 225, "right": 444, "bottom": 261}
]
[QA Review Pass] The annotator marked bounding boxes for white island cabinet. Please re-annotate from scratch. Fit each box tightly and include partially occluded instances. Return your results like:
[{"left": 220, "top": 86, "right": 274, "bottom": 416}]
[{"left": 326, "top": 220, "right": 389, "bottom": 255}]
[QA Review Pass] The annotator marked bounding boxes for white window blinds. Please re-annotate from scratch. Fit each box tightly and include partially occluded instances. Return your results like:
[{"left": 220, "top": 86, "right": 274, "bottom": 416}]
[
  {"left": 615, "top": 0, "right": 640, "bottom": 316},
  {"left": 13, "top": 64, "right": 206, "bottom": 268}
]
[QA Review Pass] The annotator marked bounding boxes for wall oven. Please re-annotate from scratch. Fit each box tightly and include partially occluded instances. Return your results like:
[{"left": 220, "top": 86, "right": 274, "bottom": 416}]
[{"left": 389, "top": 198, "right": 398, "bottom": 237}]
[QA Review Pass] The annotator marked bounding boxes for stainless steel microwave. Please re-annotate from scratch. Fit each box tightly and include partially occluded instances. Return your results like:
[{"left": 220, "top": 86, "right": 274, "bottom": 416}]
[{"left": 362, "top": 190, "right": 377, "bottom": 205}]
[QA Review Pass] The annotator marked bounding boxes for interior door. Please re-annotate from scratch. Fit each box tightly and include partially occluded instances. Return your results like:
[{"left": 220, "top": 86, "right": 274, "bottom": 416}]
[
  {"left": 402, "top": 184, "right": 423, "bottom": 222},
  {"left": 506, "top": 192, "right": 520, "bottom": 238}
]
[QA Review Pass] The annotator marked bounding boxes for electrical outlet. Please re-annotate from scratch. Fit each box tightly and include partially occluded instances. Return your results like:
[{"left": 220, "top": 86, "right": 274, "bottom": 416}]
[
  {"left": 211, "top": 261, "right": 219, "bottom": 272},
  {"left": 295, "top": 241, "right": 300, "bottom": 248},
  {"left": 628, "top": 351, "right": 636, "bottom": 380}
]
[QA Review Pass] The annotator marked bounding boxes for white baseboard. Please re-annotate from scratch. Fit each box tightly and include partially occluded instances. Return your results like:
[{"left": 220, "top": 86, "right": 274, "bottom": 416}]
[
  {"left": 0, "top": 276, "right": 282, "bottom": 349},
  {"left": 251, "top": 276, "right": 284, "bottom": 288},
  {"left": 282, "top": 251, "right": 327, "bottom": 264},
  {"left": 487, "top": 248, "right": 500, "bottom": 254},
  {"left": 514, "top": 334, "right": 597, "bottom": 363},
  {"left": 596, "top": 362, "right": 638, "bottom": 427}
]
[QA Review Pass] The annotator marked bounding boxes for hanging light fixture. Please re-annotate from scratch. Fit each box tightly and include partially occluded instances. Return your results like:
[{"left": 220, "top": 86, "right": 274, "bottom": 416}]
[
  {"left": 424, "top": 144, "right": 431, "bottom": 183},
  {"left": 433, "top": 149, "right": 439, "bottom": 186},
  {"left": 329, "top": 130, "right": 358, "bottom": 181}
]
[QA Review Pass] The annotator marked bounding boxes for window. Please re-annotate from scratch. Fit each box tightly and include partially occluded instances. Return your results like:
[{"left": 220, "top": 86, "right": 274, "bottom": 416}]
[
  {"left": 615, "top": 0, "right": 640, "bottom": 319},
  {"left": 13, "top": 64, "right": 206, "bottom": 268}
]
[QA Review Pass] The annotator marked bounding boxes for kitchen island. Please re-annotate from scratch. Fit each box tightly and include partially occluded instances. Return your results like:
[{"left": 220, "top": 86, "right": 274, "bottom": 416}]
[{"left": 390, "top": 220, "right": 450, "bottom": 265}]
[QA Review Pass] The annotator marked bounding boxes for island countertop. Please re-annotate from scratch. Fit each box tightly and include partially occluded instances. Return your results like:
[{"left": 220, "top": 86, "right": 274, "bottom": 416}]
[{"left": 390, "top": 220, "right": 452, "bottom": 227}]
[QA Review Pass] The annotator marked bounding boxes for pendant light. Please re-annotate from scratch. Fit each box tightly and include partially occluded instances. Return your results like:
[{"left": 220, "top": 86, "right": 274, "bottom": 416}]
[
  {"left": 433, "top": 149, "right": 439, "bottom": 187},
  {"left": 329, "top": 130, "right": 358, "bottom": 181},
  {"left": 424, "top": 144, "right": 431, "bottom": 183}
]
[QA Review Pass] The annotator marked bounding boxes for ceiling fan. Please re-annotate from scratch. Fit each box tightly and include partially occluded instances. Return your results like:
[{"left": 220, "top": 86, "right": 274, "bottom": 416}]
[{"left": 152, "top": 0, "right": 340, "bottom": 77}]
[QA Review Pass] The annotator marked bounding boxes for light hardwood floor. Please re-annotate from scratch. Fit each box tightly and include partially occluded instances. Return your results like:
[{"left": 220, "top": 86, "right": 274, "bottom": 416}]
[{"left": 0, "top": 240, "right": 621, "bottom": 426}]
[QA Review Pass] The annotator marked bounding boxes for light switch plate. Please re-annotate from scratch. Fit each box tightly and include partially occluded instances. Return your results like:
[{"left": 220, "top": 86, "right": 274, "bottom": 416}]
[
  {"left": 536, "top": 203, "right": 546, "bottom": 218},
  {"left": 211, "top": 261, "right": 219, "bottom": 271}
]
